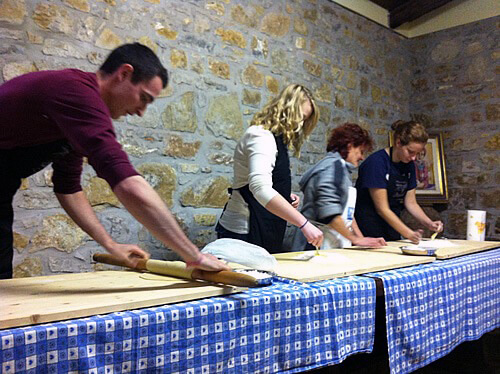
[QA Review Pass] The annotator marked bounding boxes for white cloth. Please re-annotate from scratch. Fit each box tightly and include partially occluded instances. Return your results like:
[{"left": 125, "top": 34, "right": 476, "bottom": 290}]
[
  {"left": 201, "top": 238, "right": 278, "bottom": 271},
  {"left": 219, "top": 126, "right": 280, "bottom": 234},
  {"left": 318, "top": 187, "right": 357, "bottom": 249}
]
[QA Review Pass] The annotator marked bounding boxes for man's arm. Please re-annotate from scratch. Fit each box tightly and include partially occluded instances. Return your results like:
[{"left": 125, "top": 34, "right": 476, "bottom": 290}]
[
  {"left": 112, "top": 175, "right": 229, "bottom": 271},
  {"left": 56, "top": 191, "right": 150, "bottom": 267}
]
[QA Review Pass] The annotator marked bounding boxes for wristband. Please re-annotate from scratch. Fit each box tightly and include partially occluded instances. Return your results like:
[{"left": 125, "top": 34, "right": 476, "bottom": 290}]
[
  {"left": 299, "top": 219, "right": 309, "bottom": 229},
  {"left": 185, "top": 256, "right": 203, "bottom": 267}
]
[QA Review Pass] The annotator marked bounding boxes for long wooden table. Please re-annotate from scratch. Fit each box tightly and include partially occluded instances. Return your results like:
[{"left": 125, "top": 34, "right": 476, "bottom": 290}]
[
  {"left": 272, "top": 247, "right": 435, "bottom": 282},
  {"left": 0, "top": 270, "right": 244, "bottom": 329},
  {"left": 2, "top": 240, "right": 497, "bottom": 329},
  {"left": 1, "top": 242, "right": 498, "bottom": 374},
  {"left": 372, "top": 239, "right": 500, "bottom": 259}
]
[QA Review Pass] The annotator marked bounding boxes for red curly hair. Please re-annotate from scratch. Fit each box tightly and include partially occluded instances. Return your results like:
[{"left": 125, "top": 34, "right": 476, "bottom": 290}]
[{"left": 326, "top": 123, "right": 374, "bottom": 159}]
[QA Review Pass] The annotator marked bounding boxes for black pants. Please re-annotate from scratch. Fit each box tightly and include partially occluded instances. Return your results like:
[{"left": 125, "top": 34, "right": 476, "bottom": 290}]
[
  {"left": 0, "top": 140, "right": 71, "bottom": 279},
  {"left": 215, "top": 222, "right": 249, "bottom": 242}
]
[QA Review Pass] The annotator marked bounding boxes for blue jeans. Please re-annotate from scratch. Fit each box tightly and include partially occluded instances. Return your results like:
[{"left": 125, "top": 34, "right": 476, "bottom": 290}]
[{"left": 0, "top": 140, "right": 71, "bottom": 278}]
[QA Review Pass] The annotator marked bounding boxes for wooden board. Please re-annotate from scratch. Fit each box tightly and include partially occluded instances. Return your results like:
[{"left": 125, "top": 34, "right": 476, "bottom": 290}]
[
  {"left": 272, "top": 248, "right": 435, "bottom": 282},
  {"left": 0, "top": 271, "right": 245, "bottom": 330},
  {"left": 383, "top": 239, "right": 500, "bottom": 259}
]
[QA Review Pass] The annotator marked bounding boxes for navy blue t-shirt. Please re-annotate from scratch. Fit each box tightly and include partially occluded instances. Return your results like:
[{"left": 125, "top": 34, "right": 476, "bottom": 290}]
[{"left": 354, "top": 148, "right": 416, "bottom": 240}]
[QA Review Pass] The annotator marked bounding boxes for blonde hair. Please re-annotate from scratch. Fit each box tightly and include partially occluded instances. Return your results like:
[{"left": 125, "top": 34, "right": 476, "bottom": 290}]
[
  {"left": 391, "top": 120, "right": 428, "bottom": 146},
  {"left": 250, "top": 84, "right": 319, "bottom": 157}
]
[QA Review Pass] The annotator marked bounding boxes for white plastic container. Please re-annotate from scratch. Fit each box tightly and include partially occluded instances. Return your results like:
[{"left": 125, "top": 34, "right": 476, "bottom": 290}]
[{"left": 466, "top": 210, "right": 486, "bottom": 241}]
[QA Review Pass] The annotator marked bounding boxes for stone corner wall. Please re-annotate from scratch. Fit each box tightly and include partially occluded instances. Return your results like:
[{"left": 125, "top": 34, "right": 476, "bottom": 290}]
[
  {"left": 4, "top": 0, "right": 412, "bottom": 277},
  {"left": 408, "top": 16, "right": 500, "bottom": 240}
]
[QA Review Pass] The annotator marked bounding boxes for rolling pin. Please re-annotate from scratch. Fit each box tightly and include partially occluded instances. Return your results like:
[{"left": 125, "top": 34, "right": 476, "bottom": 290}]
[{"left": 92, "top": 253, "right": 271, "bottom": 287}]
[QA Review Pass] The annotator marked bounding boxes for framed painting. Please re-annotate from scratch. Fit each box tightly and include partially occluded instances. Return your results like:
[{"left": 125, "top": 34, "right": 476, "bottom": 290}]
[{"left": 389, "top": 132, "right": 448, "bottom": 204}]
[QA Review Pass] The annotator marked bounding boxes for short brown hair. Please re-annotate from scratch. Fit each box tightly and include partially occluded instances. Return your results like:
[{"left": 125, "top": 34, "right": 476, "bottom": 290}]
[
  {"left": 326, "top": 123, "right": 373, "bottom": 159},
  {"left": 391, "top": 120, "right": 428, "bottom": 145}
]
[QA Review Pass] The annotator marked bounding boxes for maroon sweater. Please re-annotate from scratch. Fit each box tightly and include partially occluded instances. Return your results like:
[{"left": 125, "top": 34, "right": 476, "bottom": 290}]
[{"left": 0, "top": 69, "right": 139, "bottom": 193}]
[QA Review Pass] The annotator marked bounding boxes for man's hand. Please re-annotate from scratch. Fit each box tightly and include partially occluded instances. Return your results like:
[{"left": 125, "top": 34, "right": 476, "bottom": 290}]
[
  {"left": 186, "top": 253, "right": 231, "bottom": 271},
  {"left": 107, "top": 243, "right": 150, "bottom": 268}
]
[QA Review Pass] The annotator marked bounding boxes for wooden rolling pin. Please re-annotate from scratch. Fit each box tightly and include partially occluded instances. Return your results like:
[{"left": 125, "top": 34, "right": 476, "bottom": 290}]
[{"left": 93, "top": 253, "right": 271, "bottom": 287}]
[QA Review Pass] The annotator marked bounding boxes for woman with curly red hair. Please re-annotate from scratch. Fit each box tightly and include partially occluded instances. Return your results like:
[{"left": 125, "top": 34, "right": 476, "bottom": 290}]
[{"left": 292, "top": 123, "right": 386, "bottom": 250}]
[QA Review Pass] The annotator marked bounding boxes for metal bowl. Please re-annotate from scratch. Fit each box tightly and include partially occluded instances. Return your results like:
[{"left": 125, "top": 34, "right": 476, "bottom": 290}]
[{"left": 400, "top": 245, "right": 437, "bottom": 256}]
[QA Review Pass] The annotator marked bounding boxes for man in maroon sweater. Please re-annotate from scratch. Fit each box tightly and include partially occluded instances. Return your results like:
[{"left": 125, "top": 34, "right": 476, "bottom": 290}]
[{"left": 0, "top": 43, "right": 228, "bottom": 279}]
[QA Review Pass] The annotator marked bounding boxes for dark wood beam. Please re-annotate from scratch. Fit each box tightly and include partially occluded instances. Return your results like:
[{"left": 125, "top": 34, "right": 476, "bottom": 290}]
[{"left": 389, "top": 0, "right": 453, "bottom": 28}]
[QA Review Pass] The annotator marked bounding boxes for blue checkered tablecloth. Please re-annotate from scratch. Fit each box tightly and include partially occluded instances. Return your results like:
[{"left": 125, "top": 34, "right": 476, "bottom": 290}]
[
  {"left": 0, "top": 276, "right": 376, "bottom": 374},
  {"left": 367, "top": 248, "right": 500, "bottom": 374}
]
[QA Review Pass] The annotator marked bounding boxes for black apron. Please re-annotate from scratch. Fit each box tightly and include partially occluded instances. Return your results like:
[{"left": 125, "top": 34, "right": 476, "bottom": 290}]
[
  {"left": 384, "top": 146, "right": 411, "bottom": 240},
  {"left": 236, "top": 135, "right": 292, "bottom": 253},
  {"left": 356, "top": 147, "right": 411, "bottom": 241}
]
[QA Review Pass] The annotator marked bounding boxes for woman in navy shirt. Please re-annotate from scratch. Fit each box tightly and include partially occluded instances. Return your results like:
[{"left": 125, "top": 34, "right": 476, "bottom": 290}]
[{"left": 354, "top": 120, "right": 443, "bottom": 243}]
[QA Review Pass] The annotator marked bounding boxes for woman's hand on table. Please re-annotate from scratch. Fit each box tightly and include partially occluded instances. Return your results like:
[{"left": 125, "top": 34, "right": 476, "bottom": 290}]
[
  {"left": 405, "top": 229, "right": 423, "bottom": 244},
  {"left": 301, "top": 221, "right": 324, "bottom": 248},
  {"left": 352, "top": 236, "right": 387, "bottom": 248},
  {"left": 290, "top": 193, "right": 300, "bottom": 209},
  {"left": 428, "top": 220, "right": 444, "bottom": 233}
]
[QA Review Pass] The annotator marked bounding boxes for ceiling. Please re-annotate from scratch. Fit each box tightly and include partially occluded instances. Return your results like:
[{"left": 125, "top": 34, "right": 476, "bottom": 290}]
[
  {"left": 330, "top": 0, "right": 500, "bottom": 38},
  {"left": 368, "top": 0, "right": 454, "bottom": 28}
]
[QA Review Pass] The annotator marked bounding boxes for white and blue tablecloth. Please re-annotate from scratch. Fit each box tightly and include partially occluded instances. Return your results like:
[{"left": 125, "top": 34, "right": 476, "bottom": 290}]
[
  {"left": 367, "top": 248, "right": 500, "bottom": 374},
  {"left": 1, "top": 276, "right": 376, "bottom": 374}
]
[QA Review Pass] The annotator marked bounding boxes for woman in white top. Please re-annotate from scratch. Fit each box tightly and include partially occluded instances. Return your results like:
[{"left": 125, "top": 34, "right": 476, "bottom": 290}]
[{"left": 216, "top": 84, "right": 323, "bottom": 253}]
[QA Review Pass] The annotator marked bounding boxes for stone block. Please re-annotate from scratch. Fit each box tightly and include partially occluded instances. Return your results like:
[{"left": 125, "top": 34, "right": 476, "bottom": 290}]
[
  {"left": 0, "top": 0, "right": 26, "bottom": 24},
  {"left": 194, "top": 214, "right": 217, "bottom": 226},
  {"left": 251, "top": 36, "right": 268, "bottom": 57},
  {"left": 304, "top": 60, "right": 322, "bottom": 77},
  {"left": 209, "top": 59, "right": 230, "bottom": 79},
  {"left": 206, "top": 93, "right": 244, "bottom": 140},
  {"left": 156, "top": 23, "right": 178, "bottom": 40},
  {"left": 242, "top": 89, "right": 261, "bottom": 107},
  {"left": 215, "top": 28, "right": 246, "bottom": 48},
  {"left": 96, "top": 28, "right": 122, "bottom": 50},
  {"left": 242, "top": 64, "right": 264, "bottom": 87},
  {"left": 13, "top": 232, "right": 29, "bottom": 253},
  {"left": 164, "top": 135, "right": 201, "bottom": 159},
  {"left": 84, "top": 177, "right": 120, "bottom": 207},
  {"left": 137, "top": 163, "right": 176, "bottom": 208},
  {"left": 181, "top": 176, "right": 231, "bottom": 208},
  {"left": 294, "top": 17, "right": 308, "bottom": 35},
  {"left": 170, "top": 49, "right": 187, "bottom": 69},
  {"left": 31, "top": 214, "right": 87, "bottom": 253},
  {"left": 64, "top": 0, "right": 90, "bottom": 12},
  {"left": 162, "top": 92, "right": 197, "bottom": 132},
  {"left": 261, "top": 13, "right": 290, "bottom": 37},
  {"left": 14, "top": 257, "right": 43, "bottom": 278}
]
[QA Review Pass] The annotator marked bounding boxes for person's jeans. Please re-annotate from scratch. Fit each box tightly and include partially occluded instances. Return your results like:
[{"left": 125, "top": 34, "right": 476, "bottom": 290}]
[{"left": 0, "top": 140, "right": 71, "bottom": 279}]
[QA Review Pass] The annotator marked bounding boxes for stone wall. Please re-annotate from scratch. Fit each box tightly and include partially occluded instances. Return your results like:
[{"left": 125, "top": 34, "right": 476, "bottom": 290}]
[
  {"left": 409, "top": 16, "right": 500, "bottom": 240},
  {"left": 2, "top": 0, "right": 413, "bottom": 277}
]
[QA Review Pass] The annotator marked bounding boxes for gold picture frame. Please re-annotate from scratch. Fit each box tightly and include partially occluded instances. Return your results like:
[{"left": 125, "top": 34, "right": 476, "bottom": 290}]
[{"left": 389, "top": 132, "right": 448, "bottom": 204}]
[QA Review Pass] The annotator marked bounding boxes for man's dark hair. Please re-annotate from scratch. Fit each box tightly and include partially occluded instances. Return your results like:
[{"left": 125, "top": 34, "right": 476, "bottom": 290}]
[{"left": 99, "top": 43, "right": 168, "bottom": 88}]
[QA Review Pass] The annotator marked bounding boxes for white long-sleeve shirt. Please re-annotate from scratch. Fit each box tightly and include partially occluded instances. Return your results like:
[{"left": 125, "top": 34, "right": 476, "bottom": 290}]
[{"left": 219, "top": 125, "right": 280, "bottom": 234}]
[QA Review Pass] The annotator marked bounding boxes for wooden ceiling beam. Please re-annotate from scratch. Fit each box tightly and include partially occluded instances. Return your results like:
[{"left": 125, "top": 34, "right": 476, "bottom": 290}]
[{"left": 389, "top": 0, "right": 453, "bottom": 28}]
